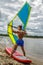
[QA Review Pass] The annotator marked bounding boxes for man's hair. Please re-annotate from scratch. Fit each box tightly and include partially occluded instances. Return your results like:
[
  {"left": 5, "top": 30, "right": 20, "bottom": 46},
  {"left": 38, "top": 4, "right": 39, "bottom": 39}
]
[{"left": 18, "top": 25, "right": 22, "bottom": 29}]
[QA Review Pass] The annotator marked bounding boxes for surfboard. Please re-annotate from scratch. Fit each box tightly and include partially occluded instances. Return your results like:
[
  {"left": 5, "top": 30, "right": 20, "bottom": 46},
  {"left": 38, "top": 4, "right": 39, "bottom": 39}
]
[{"left": 5, "top": 47, "right": 32, "bottom": 64}]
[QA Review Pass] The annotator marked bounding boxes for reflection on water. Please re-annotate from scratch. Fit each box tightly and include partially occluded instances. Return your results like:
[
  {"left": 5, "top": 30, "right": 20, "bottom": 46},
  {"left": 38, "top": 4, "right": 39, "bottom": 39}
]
[{"left": 24, "top": 38, "right": 43, "bottom": 60}]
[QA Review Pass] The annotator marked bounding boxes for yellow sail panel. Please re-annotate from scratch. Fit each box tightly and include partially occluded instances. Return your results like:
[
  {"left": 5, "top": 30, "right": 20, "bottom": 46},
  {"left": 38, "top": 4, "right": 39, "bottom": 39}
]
[
  {"left": 8, "top": 21, "right": 12, "bottom": 34},
  {"left": 8, "top": 34, "right": 16, "bottom": 44},
  {"left": 8, "top": 21, "right": 16, "bottom": 44}
]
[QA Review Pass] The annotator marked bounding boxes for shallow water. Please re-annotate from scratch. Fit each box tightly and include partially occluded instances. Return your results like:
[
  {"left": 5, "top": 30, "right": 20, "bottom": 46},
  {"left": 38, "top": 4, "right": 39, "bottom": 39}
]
[{"left": 0, "top": 36, "right": 43, "bottom": 62}]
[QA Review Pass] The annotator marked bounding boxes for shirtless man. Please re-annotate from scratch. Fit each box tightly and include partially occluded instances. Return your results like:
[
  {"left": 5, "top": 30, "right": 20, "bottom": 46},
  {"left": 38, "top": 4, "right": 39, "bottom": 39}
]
[{"left": 10, "top": 25, "right": 26, "bottom": 56}]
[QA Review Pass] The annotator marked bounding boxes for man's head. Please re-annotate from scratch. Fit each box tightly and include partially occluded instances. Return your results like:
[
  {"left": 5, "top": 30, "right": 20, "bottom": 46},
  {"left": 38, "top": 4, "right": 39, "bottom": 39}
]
[{"left": 18, "top": 25, "right": 22, "bottom": 30}]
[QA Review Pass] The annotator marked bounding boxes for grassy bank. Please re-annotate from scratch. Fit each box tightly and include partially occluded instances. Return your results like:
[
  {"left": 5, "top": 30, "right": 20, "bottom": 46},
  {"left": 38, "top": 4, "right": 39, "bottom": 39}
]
[{"left": 0, "top": 34, "right": 43, "bottom": 38}]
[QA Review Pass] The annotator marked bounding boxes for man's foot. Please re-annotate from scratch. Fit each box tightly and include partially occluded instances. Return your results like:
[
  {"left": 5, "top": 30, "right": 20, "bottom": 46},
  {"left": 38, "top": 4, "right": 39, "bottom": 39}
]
[{"left": 9, "top": 54, "right": 12, "bottom": 58}]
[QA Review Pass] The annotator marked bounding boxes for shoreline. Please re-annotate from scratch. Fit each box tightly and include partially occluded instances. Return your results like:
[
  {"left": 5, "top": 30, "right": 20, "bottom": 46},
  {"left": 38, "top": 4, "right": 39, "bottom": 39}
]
[{"left": 0, "top": 34, "right": 43, "bottom": 38}]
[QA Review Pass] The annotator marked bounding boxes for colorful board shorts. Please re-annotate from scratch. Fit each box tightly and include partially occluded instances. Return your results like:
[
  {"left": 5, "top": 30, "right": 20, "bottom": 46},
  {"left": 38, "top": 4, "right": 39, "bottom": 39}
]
[{"left": 16, "top": 39, "right": 24, "bottom": 46}]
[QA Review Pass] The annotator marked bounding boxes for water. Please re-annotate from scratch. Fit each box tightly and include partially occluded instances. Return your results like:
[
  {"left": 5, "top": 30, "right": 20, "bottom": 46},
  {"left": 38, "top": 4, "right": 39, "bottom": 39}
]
[
  {"left": 0, "top": 36, "right": 43, "bottom": 62},
  {"left": 0, "top": 0, "right": 43, "bottom": 36}
]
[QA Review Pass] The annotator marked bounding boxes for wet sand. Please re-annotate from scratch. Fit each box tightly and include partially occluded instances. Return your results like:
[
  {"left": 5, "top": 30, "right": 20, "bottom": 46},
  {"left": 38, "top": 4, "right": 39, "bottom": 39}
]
[{"left": 0, "top": 45, "right": 43, "bottom": 65}]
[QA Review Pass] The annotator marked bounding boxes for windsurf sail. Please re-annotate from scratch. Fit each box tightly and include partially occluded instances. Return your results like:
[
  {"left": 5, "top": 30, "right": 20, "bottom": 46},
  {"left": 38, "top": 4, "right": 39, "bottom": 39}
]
[{"left": 7, "top": 2, "right": 31, "bottom": 44}]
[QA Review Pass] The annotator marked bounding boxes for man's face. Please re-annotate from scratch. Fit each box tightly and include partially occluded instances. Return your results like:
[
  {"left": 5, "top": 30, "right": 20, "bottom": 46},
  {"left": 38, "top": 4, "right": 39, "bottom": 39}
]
[
  {"left": 18, "top": 26, "right": 21, "bottom": 30},
  {"left": 18, "top": 26, "right": 22, "bottom": 30}
]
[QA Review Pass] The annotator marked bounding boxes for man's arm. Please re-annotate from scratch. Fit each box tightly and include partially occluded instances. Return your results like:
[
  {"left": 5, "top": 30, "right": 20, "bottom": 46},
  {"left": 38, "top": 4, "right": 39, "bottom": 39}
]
[
  {"left": 12, "top": 28, "right": 27, "bottom": 34},
  {"left": 22, "top": 30, "right": 27, "bottom": 35},
  {"left": 12, "top": 28, "right": 19, "bottom": 33}
]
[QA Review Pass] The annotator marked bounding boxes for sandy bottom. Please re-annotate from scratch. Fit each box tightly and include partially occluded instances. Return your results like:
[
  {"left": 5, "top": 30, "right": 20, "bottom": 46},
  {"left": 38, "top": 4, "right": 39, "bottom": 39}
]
[{"left": 0, "top": 45, "right": 43, "bottom": 65}]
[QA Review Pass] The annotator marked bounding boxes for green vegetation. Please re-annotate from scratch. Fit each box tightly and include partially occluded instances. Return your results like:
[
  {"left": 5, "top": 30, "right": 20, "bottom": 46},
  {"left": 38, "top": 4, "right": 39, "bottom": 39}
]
[{"left": 0, "top": 34, "right": 43, "bottom": 38}]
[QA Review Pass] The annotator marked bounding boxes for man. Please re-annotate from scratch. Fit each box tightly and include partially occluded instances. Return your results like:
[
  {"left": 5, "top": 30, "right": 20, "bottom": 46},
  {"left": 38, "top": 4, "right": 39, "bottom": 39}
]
[{"left": 10, "top": 25, "right": 26, "bottom": 56}]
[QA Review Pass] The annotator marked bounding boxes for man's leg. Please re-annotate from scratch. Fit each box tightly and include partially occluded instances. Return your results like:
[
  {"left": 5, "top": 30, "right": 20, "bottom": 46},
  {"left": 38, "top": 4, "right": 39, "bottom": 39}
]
[
  {"left": 10, "top": 44, "right": 18, "bottom": 56},
  {"left": 21, "top": 46, "right": 26, "bottom": 56}
]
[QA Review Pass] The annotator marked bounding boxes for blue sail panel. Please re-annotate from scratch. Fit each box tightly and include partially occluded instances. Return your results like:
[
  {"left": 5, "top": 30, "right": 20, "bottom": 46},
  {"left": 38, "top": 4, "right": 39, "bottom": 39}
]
[{"left": 18, "top": 2, "right": 31, "bottom": 27}]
